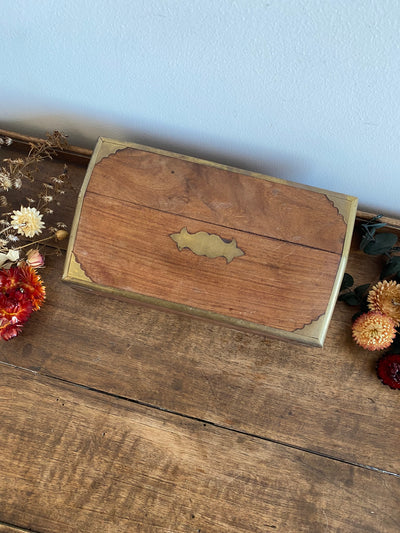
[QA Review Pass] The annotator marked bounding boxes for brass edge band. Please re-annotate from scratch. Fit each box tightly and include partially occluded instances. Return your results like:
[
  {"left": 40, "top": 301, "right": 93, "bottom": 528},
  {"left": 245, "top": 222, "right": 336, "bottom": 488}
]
[
  {"left": 62, "top": 138, "right": 105, "bottom": 281},
  {"left": 300, "top": 195, "right": 358, "bottom": 344},
  {"left": 324, "top": 193, "right": 358, "bottom": 225}
]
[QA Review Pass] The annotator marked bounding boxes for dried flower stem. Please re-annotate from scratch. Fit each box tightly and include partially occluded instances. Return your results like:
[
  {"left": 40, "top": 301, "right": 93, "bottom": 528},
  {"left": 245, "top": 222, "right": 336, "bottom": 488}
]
[{"left": 14, "top": 233, "right": 66, "bottom": 250}]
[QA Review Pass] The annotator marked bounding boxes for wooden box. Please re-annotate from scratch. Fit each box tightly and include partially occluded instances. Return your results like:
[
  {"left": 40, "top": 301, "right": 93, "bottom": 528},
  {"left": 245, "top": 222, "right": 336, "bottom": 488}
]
[{"left": 63, "top": 138, "right": 357, "bottom": 346}]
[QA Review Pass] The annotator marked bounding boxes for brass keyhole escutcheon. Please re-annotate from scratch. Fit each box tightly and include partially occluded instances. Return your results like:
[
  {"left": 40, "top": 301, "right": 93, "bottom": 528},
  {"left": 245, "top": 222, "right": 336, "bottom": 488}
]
[{"left": 170, "top": 227, "right": 245, "bottom": 263}]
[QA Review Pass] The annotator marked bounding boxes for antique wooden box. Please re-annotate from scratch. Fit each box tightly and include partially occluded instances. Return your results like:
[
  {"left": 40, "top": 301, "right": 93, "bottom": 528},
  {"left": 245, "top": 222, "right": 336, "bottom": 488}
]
[{"left": 63, "top": 138, "right": 357, "bottom": 346}]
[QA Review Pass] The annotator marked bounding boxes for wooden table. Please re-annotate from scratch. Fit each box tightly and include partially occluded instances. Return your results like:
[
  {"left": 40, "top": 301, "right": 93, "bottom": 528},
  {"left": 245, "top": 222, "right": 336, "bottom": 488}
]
[{"left": 0, "top": 132, "right": 399, "bottom": 533}]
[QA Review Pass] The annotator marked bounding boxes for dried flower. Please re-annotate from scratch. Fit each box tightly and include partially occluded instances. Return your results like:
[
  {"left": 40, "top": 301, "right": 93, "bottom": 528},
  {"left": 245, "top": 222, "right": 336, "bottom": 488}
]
[
  {"left": 55, "top": 229, "right": 68, "bottom": 241},
  {"left": 41, "top": 194, "right": 53, "bottom": 203},
  {"left": 0, "top": 172, "right": 12, "bottom": 191},
  {"left": 0, "top": 249, "right": 19, "bottom": 268},
  {"left": 26, "top": 248, "right": 44, "bottom": 268},
  {"left": 17, "top": 264, "right": 46, "bottom": 310},
  {"left": 0, "top": 131, "right": 69, "bottom": 339},
  {"left": 11, "top": 206, "right": 45, "bottom": 238},
  {"left": 13, "top": 177, "right": 22, "bottom": 190},
  {"left": 0, "top": 137, "right": 12, "bottom": 147},
  {"left": 0, "top": 320, "right": 23, "bottom": 341},
  {"left": 0, "top": 293, "right": 33, "bottom": 326},
  {"left": 376, "top": 353, "right": 400, "bottom": 389},
  {"left": 367, "top": 280, "right": 400, "bottom": 326},
  {"left": 0, "top": 263, "right": 46, "bottom": 340},
  {"left": 352, "top": 311, "right": 396, "bottom": 351}
]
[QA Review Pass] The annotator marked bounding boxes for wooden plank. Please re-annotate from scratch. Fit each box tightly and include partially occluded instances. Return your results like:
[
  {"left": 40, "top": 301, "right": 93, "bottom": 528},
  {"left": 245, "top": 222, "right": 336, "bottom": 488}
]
[
  {"left": 1, "top": 364, "right": 399, "bottom": 533},
  {"left": 2, "top": 240, "right": 400, "bottom": 476},
  {"left": 73, "top": 191, "right": 340, "bottom": 332},
  {"left": 0, "top": 127, "right": 92, "bottom": 162}
]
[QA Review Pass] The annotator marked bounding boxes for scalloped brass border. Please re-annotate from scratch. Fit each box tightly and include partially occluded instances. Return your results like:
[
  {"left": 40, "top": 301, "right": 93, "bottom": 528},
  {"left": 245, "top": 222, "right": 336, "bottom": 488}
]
[{"left": 64, "top": 252, "right": 92, "bottom": 283}]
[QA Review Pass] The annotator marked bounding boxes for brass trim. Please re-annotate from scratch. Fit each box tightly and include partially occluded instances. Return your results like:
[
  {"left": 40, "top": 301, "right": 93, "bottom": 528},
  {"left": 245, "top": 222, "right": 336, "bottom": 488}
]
[
  {"left": 295, "top": 193, "right": 358, "bottom": 345},
  {"left": 65, "top": 252, "right": 92, "bottom": 282},
  {"left": 62, "top": 139, "right": 106, "bottom": 282}
]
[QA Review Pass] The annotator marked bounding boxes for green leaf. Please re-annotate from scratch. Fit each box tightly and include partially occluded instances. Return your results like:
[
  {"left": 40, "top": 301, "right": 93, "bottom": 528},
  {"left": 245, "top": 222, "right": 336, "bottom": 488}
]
[
  {"left": 354, "top": 283, "right": 370, "bottom": 299},
  {"left": 363, "top": 232, "right": 398, "bottom": 255},
  {"left": 338, "top": 292, "right": 361, "bottom": 306},
  {"left": 380, "top": 256, "right": 400, "bottom": 278},
  {"left": 340, "top": 273, "right": 354, "bottom": 291},
  {"left": 360, "top": 233, "right": 375, "bottom": 252}
]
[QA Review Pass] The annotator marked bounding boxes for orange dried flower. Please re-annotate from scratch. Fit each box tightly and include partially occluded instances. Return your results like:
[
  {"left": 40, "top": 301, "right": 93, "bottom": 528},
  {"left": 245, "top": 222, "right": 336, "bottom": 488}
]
[
  {"left": 18, "top": 264, "right": 46, "bottom": 310},
  {"left": 352, "top": 311, "right": 396, "bottom": 351},
  {"left": 367, "top": 280, "right": 400, "bottom": 326}
]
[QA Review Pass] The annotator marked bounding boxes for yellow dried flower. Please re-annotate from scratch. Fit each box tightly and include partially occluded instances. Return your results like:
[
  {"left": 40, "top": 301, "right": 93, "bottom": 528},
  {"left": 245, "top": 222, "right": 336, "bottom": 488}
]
[
  {"left": 367, "top": 280, "right": 400, "bottom": 326},
  {"left": 352, "top": 311, "right": 396, "bottom": 351}
]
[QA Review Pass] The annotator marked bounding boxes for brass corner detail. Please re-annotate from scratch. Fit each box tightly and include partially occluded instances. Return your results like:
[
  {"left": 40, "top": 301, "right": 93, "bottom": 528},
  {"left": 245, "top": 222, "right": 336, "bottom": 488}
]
[{"left": 68, "top": 252, "right": 92, "bottom": 283}]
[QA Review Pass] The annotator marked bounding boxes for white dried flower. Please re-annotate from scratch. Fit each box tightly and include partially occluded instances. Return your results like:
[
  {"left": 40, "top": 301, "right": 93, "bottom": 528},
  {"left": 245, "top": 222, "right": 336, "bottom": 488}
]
[
  {"left": 13, "top": 177, "right": 22, "bottom": 189},
  {"left": 11, "top": 206, "right": 45, "bottom": 238},
  {"left": 0, "top": 172, "right": 12, "bottom": 191},
  {"left": 0, "top": 249, "right": 19, "bottom": 264},
  {"left": 0, "top": 137, "right": 12, "bottom": 146},
  {"left": 0, "top": 249, "right": 19, "bottom": 267},
  {"left": 41, "top": 195, "right": 53, "bottom": 203}
]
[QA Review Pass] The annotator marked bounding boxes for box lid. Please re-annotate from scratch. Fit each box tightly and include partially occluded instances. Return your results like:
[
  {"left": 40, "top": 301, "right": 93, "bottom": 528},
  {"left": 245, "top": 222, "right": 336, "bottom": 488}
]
[{"left": 63, "top": 138, "right": 357, "bottom": 346}]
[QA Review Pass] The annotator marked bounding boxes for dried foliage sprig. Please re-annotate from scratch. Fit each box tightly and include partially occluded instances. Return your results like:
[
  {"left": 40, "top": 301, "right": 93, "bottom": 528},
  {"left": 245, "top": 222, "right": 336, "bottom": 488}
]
[
  {"left": 0, "top": 132, "right": 70, "bottom": 340},
  {"left": 339, "top": 215, "right": 400, "bottom": 389}
]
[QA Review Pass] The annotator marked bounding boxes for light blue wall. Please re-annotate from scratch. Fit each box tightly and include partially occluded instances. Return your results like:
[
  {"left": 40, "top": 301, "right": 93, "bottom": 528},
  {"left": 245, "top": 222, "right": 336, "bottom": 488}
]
[{"left": 2, "top": 0, "right": 400, "bottom": 215}]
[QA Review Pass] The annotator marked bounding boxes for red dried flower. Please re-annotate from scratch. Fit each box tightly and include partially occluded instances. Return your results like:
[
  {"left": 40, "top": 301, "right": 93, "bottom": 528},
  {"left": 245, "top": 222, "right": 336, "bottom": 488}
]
[
  {"left": 0, "top": 293, "right": 33, "bottom": 324},
  {"left": 0, "top": 319, "right": 23, "bottom": 341},
  {"left": 0, "top": 266, "right": 21, "bottom": 293},
  {"left": 0, "top": 293, "right": 33, "bottom": 340},
  {"left": 376, "top": 353, "right": 400, "bottom": 389},
  {"left": 0, "top": 263, "right": 46, "bottom": 340}
]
